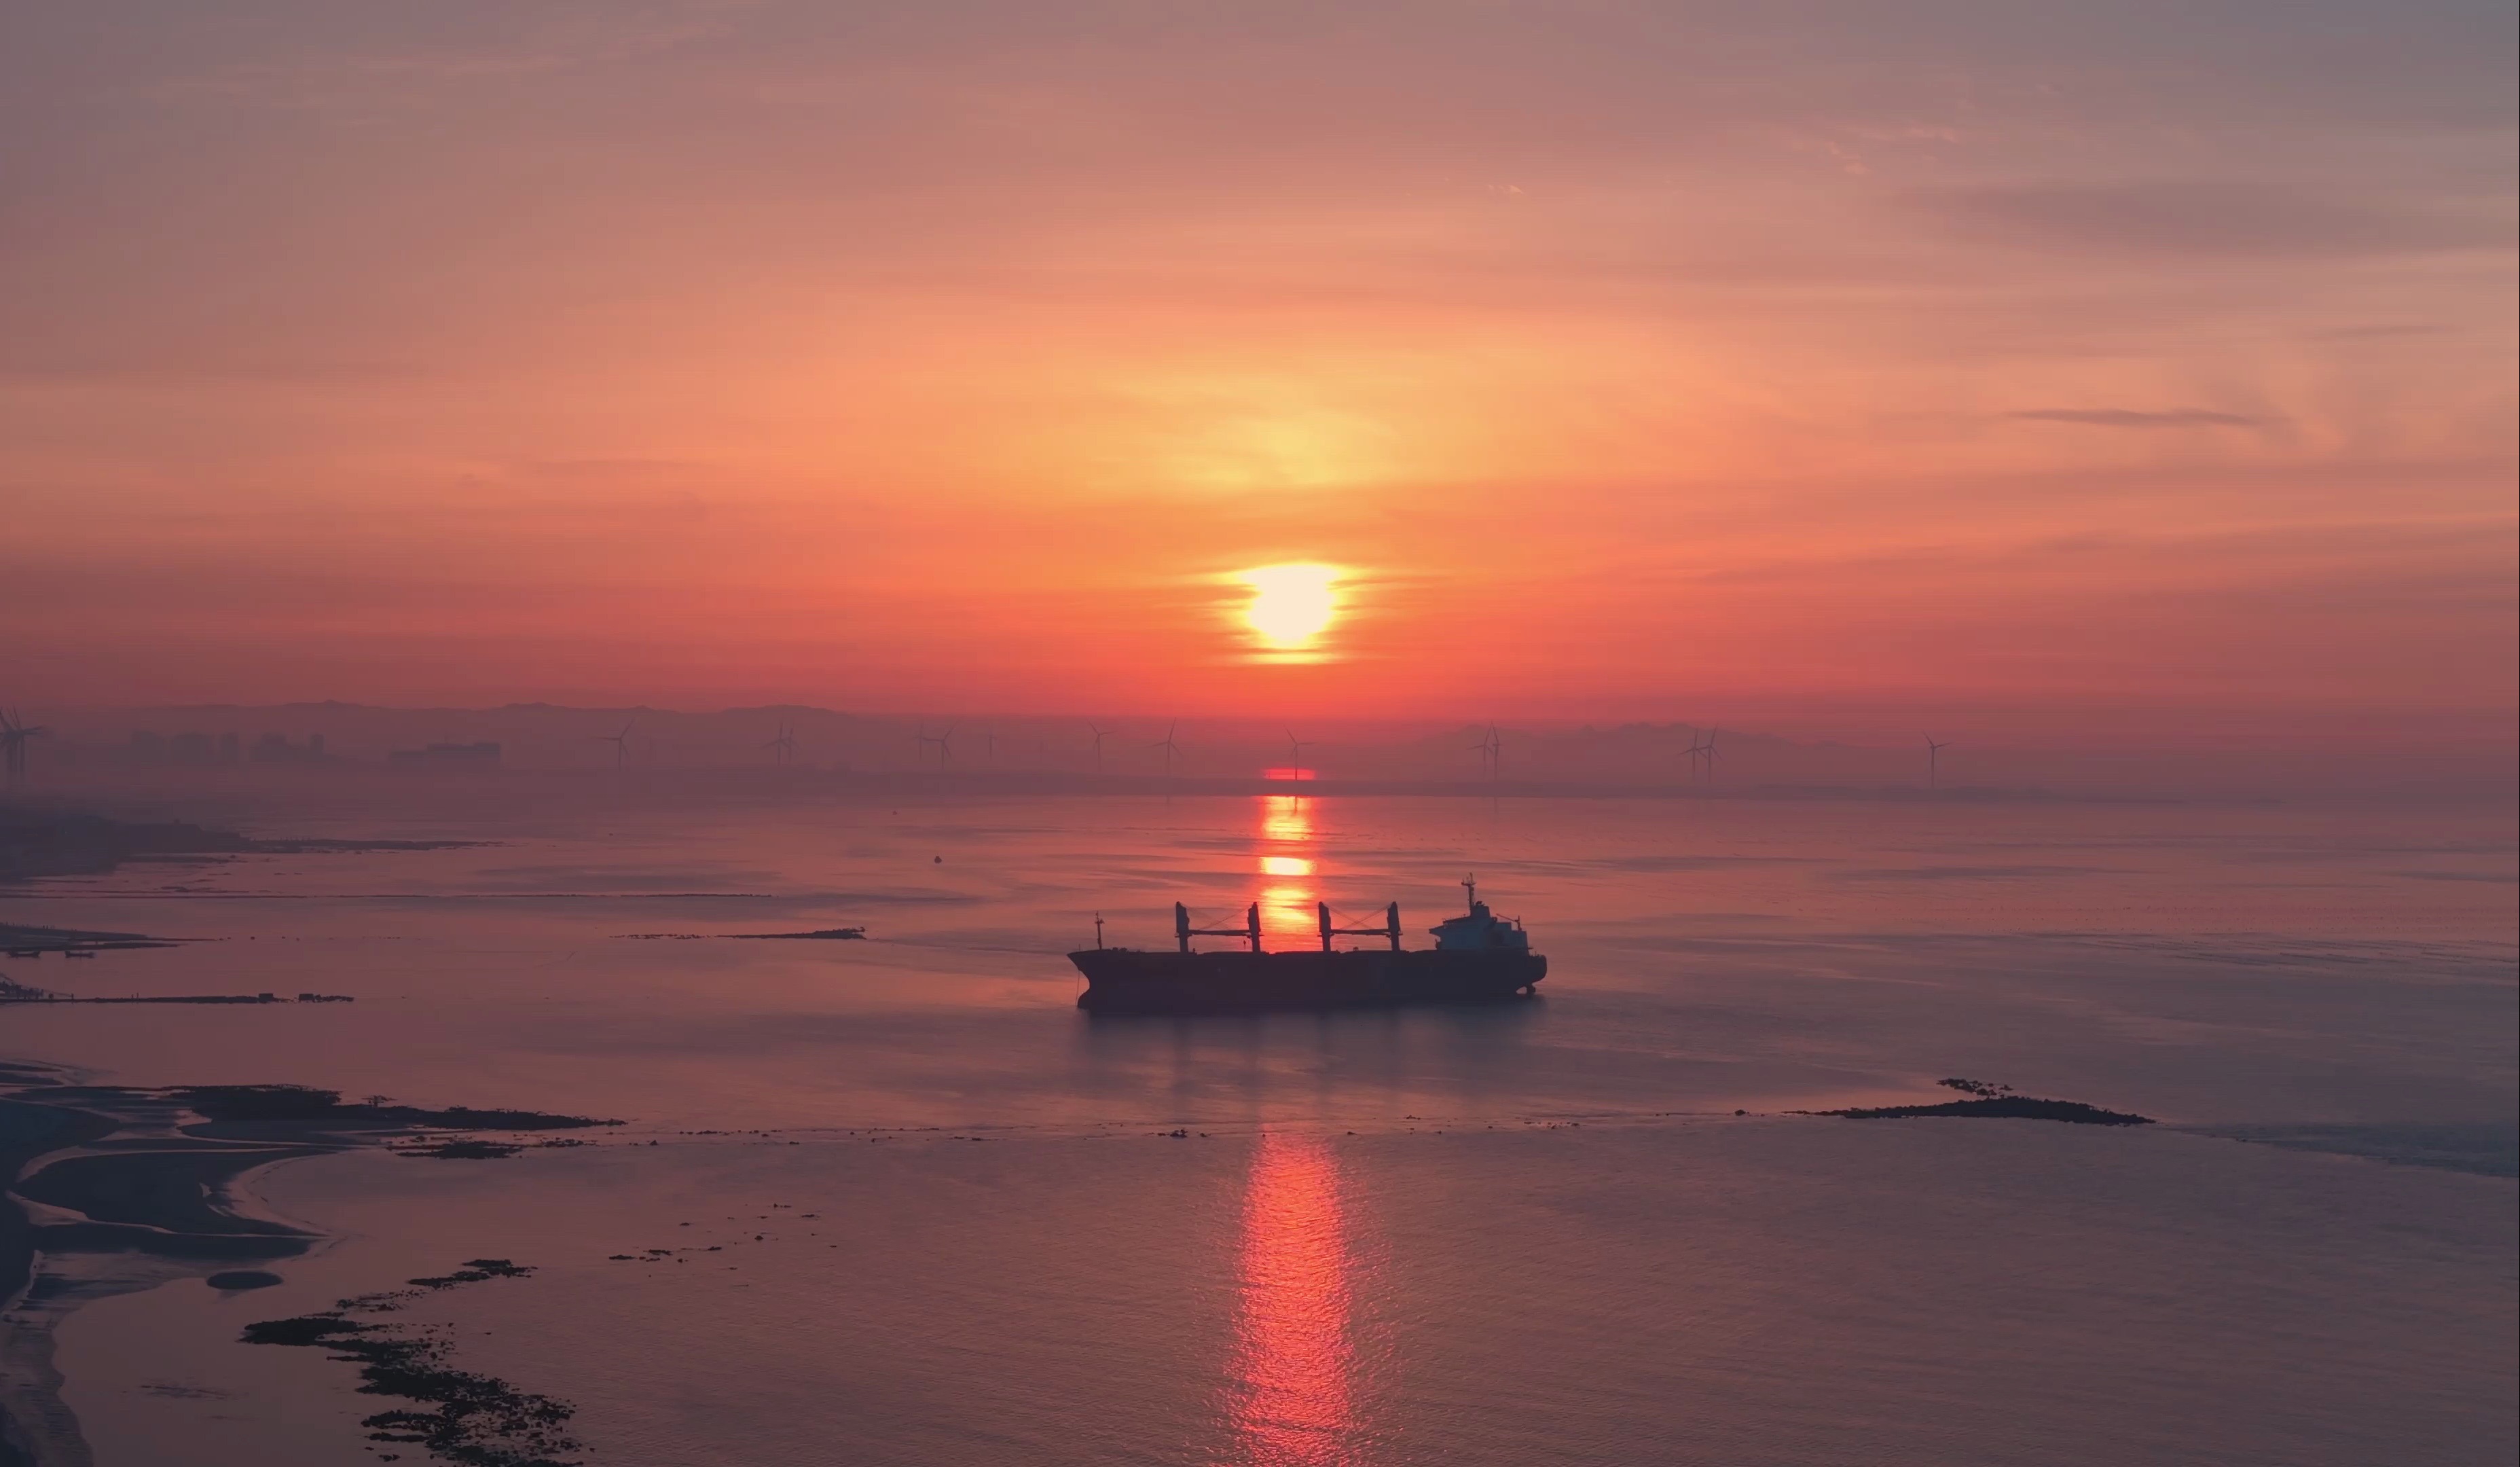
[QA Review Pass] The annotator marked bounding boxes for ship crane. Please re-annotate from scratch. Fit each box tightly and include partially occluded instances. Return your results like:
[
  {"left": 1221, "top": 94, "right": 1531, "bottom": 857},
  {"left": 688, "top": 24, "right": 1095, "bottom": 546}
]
[
  {"left": 1176, "top": 901, "right": 1263, "bottom": 953},
  {"left": 1319, "top": 901, "right": 1402, "bottom": 952}
]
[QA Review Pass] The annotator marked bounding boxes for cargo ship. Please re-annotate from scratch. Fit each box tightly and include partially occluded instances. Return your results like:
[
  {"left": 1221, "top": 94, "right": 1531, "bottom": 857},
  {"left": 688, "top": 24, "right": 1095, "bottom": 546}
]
[{"left": 1070, "top": 880, "right": 1546, "bottom": 1014}]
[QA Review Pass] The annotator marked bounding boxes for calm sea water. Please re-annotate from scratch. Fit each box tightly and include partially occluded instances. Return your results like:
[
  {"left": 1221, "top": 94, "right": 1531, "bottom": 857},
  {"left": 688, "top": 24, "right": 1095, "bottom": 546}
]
[{"left": 6, "top": 788, "right": 2515, "bottom": 1464}]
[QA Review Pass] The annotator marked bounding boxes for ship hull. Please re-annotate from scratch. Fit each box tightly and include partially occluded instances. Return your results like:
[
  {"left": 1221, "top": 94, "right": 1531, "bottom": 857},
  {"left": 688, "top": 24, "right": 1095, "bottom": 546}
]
[{"left": 1069, "top": 947, "right": 1546, "bottom": 1015}]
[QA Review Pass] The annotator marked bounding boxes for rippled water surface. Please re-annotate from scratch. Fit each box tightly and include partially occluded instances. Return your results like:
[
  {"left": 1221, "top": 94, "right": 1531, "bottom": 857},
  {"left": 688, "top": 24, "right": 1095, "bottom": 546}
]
[{"left": 7, "top": 788, "right": 2515, "bottom": 1464}]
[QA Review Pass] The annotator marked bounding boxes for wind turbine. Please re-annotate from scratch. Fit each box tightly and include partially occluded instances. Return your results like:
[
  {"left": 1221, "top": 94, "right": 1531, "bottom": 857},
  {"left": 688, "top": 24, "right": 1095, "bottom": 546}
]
[
  {"left": 0, "top": 709, "right": 48, "bottom": 781},
  {"left": 1698, "top": 727, "right": 1720, "bottom": 784},
  {"left": 1088, "top": 723, "right": 1111, "bottom": 771},
  {"left": 593, "top": 714, "right": 638, "bottom": 767},
  {"left": 915, "top": 725, "right": 955, "bottom": 766},
  {"left": 1285, "top": 729, "right": 1311, "bottom": 780},
  {"left": 1683, "top": 728, "right": 1712, "bottom": 783},
  {"left": 1484, "top": 724, "right": 1503, "bottom": 781},
  {"left": 1924, "top": 735, "right": 1950, "bottom": 791},
  {"left": 1150, "top": 720, "right": 1182, "bottom": 778},
  {"left": 761, "top": 723, "right": 799, "bottom": 765}
]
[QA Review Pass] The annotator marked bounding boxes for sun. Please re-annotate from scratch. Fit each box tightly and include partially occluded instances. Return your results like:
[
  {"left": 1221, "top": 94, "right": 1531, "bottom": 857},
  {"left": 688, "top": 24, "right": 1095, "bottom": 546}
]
[{"left": 1238, "top": 564, "right": 1342, "bottom": 649}]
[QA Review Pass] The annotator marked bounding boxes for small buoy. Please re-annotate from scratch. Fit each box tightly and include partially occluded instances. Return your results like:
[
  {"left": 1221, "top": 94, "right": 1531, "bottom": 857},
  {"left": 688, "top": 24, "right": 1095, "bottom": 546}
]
[{"left": 933, "top": 855, "right": 943, "bottom": 863}]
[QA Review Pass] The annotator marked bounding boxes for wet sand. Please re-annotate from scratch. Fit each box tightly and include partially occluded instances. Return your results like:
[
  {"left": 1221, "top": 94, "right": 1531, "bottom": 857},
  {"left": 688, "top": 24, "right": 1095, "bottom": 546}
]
[
  {"left": 0, "top": 1066, "right": 318, "bottom": 1466},
  {"left": 0, "top": 1066, "right": 610, "bottom": 1466}
]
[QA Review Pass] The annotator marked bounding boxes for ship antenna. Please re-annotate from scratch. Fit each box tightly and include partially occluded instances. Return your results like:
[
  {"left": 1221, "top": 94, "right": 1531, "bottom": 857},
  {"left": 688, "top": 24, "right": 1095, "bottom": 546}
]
[
  {"left": 1463, "top": 874, "right": 1476, "bottom": 911},
  {"left": 1093, "top": 913, "right": 1104, "bottom": 950}
]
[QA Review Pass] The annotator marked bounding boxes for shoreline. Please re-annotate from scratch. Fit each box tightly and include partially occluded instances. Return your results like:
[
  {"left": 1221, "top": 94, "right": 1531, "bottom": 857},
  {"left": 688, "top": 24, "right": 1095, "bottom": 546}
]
[
  {"left": 0, "top": 1062, "right": 331, "bottom": 1467},
  {"left": 0, "top": 1063, "right": 612, "bottom": 1467},
  {"left": 0, "top": 1072, "right": 116, "bottom": 1467}
]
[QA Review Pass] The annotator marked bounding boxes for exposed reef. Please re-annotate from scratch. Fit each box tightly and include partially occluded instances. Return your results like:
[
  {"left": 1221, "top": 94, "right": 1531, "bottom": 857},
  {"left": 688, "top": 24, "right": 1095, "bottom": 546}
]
[
  {"left": 0, "top": 922, "right": 183, "bottom": 956},
  {"left": 0, "top": 988, "right": 358, "bottom": 1006},
  {"left": 243, "top": 1259, "right": 580, "bottom": 1467},
  {"left": 164, "top": 1084, "right": 622, "bottom": 1136},
  {"left": 621, "top": 926, "right": 866, "bottom": 941},
  {"left": 238, "top": 837, "right": 488, "bottom": 854},
  {"left": 1820, "top": 1078, "right": 2154, "bottom": 1126},
  {"left": 1825, "top": 1096, "right": 2155, "bottom": 1125}
]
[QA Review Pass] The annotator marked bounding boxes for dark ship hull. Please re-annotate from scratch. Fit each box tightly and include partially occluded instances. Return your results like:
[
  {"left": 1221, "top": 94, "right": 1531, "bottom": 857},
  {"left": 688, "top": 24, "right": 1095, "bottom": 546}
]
[{"left": 1070, "top": 947, "right": 1546, "bottom": 1015}]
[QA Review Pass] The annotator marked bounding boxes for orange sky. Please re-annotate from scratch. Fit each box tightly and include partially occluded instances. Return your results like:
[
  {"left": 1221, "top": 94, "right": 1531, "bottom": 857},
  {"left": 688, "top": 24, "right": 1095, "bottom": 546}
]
[{"left": 5, "top": 3, "right": 2514, "bottom": 740}]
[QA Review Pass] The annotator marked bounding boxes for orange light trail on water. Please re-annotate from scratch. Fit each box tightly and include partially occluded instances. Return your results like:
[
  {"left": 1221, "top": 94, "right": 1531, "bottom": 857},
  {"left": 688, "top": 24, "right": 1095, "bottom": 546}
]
[
  {"left": 1257, "top": 795, "right": 1318, "bottom": 948},
  {"left": 1225, "top": 1131, "right": 1368, "bottom": 1466}
]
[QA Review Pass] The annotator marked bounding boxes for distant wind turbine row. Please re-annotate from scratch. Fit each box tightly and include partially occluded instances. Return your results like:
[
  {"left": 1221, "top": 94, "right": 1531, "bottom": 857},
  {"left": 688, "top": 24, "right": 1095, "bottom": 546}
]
[
  {"left": 866, "top": 717, "right": 1190, "bottom": 780},
  {"left": 568, "top": 712, "right": 1957, "bottom": 789}
]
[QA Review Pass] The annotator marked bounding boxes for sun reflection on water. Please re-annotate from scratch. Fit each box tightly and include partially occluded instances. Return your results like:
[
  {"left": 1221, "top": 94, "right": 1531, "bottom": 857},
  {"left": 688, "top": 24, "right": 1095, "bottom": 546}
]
[
  {"left": 1223, "top": 803, "right": 1377, "bottom": 1461},
  {"left": 1258, "top": 795, "right": 1317, "bottom": 948},
  {"left": 1225, "top": 1132, "right": 1370, "bottom": 1466}
]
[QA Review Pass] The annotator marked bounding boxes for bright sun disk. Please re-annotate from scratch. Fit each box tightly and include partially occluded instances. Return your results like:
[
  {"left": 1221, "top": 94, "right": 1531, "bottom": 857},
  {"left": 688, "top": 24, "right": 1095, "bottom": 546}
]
[{"left": 1239, "top": 564, "right": 1342, "bottom": 648}]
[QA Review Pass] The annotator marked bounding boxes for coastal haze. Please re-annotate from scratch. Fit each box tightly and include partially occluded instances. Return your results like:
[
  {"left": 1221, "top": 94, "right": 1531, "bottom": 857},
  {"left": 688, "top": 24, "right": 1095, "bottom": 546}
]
[
  {"left": 9, "top": 700, "right": 2517, "bottom": 803},
  {"left": 3, "top": 3, "right": 2515, "bottom": 1467}
]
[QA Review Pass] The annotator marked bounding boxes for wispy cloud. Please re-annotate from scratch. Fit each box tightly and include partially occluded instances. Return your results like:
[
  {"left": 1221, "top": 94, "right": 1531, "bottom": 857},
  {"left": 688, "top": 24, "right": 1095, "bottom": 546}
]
[
  {"left": 2307, "top": 323, "right": 2448, "bottom": 342},
  {"left": 2007, "top": 409, "right": 2263, "bottom": 429},
  {"left": 1912, "top": 182, "right": 2513, "bottom": 259}
]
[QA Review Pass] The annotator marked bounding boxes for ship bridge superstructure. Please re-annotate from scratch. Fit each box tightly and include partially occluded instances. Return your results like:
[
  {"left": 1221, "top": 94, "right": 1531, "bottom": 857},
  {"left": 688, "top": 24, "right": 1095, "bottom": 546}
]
[{"left": 1429, "top": 878, "right": 1530, "bottom": 952}]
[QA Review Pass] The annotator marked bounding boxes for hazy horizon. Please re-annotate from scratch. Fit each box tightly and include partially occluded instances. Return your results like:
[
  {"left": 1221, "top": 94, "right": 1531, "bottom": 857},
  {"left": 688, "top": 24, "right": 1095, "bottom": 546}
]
[{"left": 6, "top": 695, "right": 2513, "bottom": 803}]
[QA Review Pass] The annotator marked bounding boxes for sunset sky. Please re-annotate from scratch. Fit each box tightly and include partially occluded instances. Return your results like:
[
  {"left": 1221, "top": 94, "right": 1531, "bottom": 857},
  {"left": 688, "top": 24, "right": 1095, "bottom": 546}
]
[{"left": 5, "top": 2, "right": 2513, "bottom": 740}]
